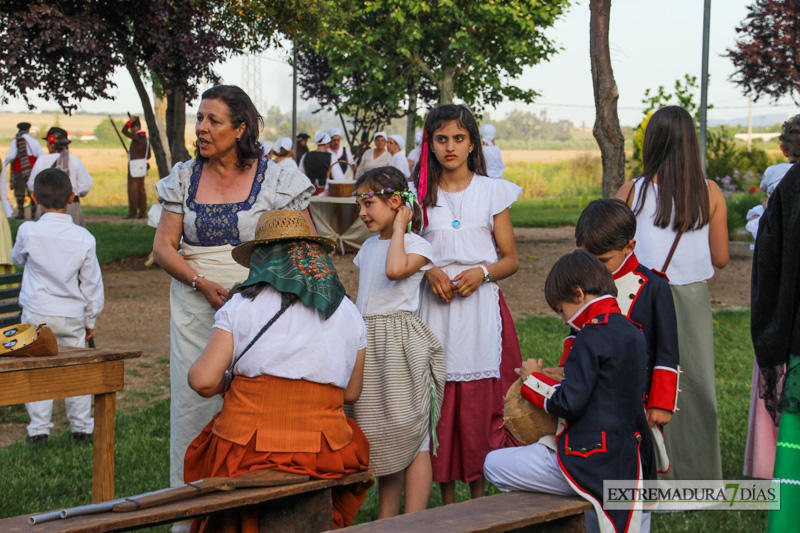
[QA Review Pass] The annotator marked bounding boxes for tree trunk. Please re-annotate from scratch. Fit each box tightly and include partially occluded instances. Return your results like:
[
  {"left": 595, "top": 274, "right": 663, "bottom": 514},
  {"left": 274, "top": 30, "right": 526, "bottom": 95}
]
[
  {"left": 438, "top": 67, "right": 455, "bottom": 106},
  {"left": 167, "top": 91, "right": 191, "bottom": 164},
  {"left": 153, "top": 93, "right": 172, "bottom": 167},
  {"left": 125, "top": 59, "right": 170, "bottom": 178},
  {"left": 406, "top": 80, "right": 418, "bottom": 156},
  {"left": 589, "top": 0, "right": 626, "bottom": 198}
]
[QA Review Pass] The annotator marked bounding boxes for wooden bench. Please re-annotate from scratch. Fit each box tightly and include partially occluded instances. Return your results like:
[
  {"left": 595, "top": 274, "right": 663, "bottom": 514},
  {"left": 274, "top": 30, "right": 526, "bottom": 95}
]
[
  {"left": 0, "top": 271, "right": 23, "bottom": 328},
  {"left": 0, "top": 470, "right": 374, "bottom": 533},
  {"left": 343, "top": 492, "right": 593, "bottom": 533}
]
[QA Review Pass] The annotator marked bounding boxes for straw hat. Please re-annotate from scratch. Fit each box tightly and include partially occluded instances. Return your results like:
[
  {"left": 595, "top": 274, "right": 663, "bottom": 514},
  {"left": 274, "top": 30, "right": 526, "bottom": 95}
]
[{"left": 231, "top": 211, "right": 337, "bottom": 267}]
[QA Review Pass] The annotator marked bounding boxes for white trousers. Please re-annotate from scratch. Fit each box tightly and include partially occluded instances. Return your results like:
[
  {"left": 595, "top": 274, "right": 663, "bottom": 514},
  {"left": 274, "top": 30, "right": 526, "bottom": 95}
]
[
  {"left": 23, "top": 311, "right": 93, "bottom": 436},
  {"left": 484, "top": 444, "right": 651, "bottom": 533}
]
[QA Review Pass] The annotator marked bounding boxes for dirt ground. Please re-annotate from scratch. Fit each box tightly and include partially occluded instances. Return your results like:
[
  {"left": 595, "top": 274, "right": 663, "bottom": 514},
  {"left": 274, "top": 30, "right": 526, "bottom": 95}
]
[{"left": 0, "top": 222, "right": 753, "bottom": 446}]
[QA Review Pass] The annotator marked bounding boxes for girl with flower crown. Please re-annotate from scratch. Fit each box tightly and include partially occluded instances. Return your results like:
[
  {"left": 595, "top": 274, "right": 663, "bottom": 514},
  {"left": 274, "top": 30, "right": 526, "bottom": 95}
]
[
  {"left": 413, "top": 104, "right": 523, "bottom": 504},
  {"left": 350, "top": 167, "right": 446, "bottom": 518}
]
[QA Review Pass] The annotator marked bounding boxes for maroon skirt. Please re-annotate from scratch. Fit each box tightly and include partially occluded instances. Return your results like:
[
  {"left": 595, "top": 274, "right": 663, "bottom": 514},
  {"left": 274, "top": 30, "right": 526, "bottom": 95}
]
[{"left": 431, "top": 290, "right": 523, "bottom": 483}]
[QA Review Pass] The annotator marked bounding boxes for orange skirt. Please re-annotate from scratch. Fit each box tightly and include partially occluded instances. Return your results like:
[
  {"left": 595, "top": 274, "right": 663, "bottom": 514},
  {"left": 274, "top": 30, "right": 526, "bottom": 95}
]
[{"left": 184, "top": 416, "right": 372, "bottom": 532}]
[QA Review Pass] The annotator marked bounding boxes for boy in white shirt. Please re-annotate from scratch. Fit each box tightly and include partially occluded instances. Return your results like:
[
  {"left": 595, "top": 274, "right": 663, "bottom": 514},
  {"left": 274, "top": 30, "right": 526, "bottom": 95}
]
[{"left": 12, "top": 168, "right": 104, "bottom": 445}]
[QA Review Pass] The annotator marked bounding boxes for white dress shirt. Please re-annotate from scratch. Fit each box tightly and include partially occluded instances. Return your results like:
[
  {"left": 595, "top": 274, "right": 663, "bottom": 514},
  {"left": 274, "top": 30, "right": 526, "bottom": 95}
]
[
  {"left": 11, "top": 213, "right": 104, "bottom": 327},
  {"left": 3, "top": 134, "right": 45, "bottom": 166},
  {"left": 27, "top": 154, "right": 94, "bottom": 197}
]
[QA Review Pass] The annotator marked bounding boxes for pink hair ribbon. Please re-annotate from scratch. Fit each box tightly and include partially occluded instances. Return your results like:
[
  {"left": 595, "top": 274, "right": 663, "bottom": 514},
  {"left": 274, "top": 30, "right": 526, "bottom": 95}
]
[{"left": 419, "top": 129, "right": 429, "bottom": 227}]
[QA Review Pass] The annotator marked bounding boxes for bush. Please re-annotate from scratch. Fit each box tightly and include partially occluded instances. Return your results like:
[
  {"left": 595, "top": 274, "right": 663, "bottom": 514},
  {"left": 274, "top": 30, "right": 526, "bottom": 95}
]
[{"left": 726, "top": 191, "right": 765, "bottom": 236}]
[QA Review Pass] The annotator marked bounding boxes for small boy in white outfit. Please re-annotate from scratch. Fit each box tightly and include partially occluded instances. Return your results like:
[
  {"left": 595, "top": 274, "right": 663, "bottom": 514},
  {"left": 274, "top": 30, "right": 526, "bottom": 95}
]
[{"left": 12, "top": 168, "right": 104, "bottom": 445}]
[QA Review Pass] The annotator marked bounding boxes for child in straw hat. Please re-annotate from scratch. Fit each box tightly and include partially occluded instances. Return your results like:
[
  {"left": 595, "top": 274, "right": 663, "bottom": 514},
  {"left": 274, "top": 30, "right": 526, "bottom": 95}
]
[{"left": 184, "top": 210, "right": 371, "bottom": 530}]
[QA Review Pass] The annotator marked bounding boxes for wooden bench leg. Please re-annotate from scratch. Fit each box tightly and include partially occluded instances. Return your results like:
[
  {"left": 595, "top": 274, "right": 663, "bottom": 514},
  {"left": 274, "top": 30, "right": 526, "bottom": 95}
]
[
  {"left": 256, "top": 487, "right": 333, "bottom": 532},
  {"left": 507, "top": 511, "right": 586, "bottom": 532},
  {"left": 92, "top": 392, "right": 116, "bottom": 503}
]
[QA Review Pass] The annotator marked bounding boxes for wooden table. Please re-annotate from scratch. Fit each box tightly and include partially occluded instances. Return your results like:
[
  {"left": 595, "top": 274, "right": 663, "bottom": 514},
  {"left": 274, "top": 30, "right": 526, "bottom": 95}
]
[{"left": 0, "top": 347, "right": 142, "bottom": 503}]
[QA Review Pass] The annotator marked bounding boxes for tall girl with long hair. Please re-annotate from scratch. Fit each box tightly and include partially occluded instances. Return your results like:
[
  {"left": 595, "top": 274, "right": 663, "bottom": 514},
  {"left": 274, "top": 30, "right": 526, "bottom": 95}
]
[
  {"left": 414, "top": 104, "right": 523, "bottom": 504},
  {"left": 350, "top": 167, "right": 445, "bottom": 518},
  {"left": 617, "top": 106, "right": 729, "bottom": 484}
]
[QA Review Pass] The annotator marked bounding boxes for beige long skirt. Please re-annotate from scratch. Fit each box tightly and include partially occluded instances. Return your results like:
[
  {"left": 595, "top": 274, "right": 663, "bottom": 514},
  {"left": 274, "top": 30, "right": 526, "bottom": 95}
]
[{"left": 659, "top": 281, "right": 723, "bottom": 481}]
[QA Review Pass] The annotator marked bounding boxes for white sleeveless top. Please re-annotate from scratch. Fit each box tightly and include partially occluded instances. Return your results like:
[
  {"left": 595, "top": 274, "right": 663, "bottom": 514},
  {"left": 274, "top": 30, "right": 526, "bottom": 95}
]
[{"left": 631, "top": 178, "right": 714, "bottom": 285}]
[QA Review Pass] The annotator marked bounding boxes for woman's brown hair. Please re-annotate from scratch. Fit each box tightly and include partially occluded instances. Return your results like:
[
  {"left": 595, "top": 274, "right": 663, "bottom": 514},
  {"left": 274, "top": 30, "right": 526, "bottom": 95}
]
[{"left": 635, "top": 106, "right": 709, "bottom": 232}]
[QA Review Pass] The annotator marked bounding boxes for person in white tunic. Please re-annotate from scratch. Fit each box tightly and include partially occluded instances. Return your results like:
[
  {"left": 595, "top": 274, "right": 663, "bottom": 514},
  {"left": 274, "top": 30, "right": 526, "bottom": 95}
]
[
  {"left": 407, "top": 130, "right": 423, "bottom": 173},
  {"left": 271, "top": 137, "right": 300, "bottom": 172},
  {"left": 151, "top": 85, "right": 314, "bottom": 516},
  {"left": 355, "top": 131, "right": 391, "bottom": 178},
  {"left": 27, "top": 127, "right": 93, "bottom": 227},
  {"left": 327, "top": 127, "right": 356, "bottom": 177},
  {"left": 480, "top": 124, "right": 506, "bottom": 180},
  {"left": 387, "top": 134, "right": 411, "bottom": 179}
]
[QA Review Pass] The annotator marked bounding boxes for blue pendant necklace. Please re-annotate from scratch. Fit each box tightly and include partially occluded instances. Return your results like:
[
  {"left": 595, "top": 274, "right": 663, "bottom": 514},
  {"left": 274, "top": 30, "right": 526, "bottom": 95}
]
[{"left": 442, "top": 177, "right": 471, "bottom": 229}]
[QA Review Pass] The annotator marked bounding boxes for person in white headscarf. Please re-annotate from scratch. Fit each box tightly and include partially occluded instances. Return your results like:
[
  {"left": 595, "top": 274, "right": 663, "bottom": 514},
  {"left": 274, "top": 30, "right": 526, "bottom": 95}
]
[
  {"left": 327, "top": 127, "right": 355, "bottom": 176},
  {"left": 270, "top": 137, "right": 299, "bottom": 171},
  {"left": 355, "top": 131, "right": 391, "bottom": 179},
  {"left": 299, "top": 131, "right": 344, "bottom": 189},
  {"left": 481, "top": 124, "right": 506, "bottom": 180},
  {"left": 387, "top": 134, "right": 411, "bottom": 179},
  {"left": 259, "top": 140, "right": 273, "bottom": 159},
  {"left": 407, "top": 130, "right": 423, "bottom": 173}
]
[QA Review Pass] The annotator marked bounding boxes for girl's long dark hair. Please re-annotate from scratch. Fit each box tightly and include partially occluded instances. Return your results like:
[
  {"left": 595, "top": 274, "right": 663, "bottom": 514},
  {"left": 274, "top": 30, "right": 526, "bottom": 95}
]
[
  {"left": 635, "top": 106, "right": 709, "bottom": 232},
  {"left": 355, "top": 167, "right": 423, "bottom": 232},
  {"left": 412, "top": 104, "right": 486, "bottom": 209},
  {"left": 195, "top": 85, "right": 264, "bottom": 169}
]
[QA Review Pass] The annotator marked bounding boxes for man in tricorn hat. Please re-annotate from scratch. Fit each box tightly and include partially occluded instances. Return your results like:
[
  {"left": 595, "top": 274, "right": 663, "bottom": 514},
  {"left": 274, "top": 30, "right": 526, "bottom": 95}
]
[
  {"left": 2, "top": 122, "right": 44, "bottom": 219},
  {"left": 122, "top": 116, "right": 150, "bottom": 219}
]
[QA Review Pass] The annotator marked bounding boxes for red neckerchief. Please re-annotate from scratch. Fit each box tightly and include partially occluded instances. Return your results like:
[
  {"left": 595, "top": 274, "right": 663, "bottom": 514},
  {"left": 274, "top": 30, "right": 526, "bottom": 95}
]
[
  {"left": 611, "top": 252, "right": 639, "bottom": 280},
  {"left": 566, "top": 295, "right": 621, "bottom": 331}
]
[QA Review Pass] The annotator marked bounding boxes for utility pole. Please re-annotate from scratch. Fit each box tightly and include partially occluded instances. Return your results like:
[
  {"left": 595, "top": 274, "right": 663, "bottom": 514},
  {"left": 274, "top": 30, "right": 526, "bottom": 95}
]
[
  {"left": 747, "top": 94, "right": 753, "bottom": 150},
  {"left": 699, "top": 0, "right": 711, "bottom": 172},
  {"left": 292, "top": 36, "right": 298, "bottom": 148}
]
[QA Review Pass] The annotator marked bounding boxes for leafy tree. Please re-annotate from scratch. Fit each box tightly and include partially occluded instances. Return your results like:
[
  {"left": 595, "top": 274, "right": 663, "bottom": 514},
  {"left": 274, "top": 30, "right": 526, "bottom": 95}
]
[
  {"left": 0, "top": 1, "right": 343, "bottom": 176},
  {"left": 727, "top": 0, "right": 800, "bottom": 104}
]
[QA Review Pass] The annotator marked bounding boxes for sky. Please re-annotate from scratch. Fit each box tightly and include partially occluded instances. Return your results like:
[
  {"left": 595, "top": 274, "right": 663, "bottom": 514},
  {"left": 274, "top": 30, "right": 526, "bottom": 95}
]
[{"left": 3, "top": 0, "right": 798, "bottom": 128}]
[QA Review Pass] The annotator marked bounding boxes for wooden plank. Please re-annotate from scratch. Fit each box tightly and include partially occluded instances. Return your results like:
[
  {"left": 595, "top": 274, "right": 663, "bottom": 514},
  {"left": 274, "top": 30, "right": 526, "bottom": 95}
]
[
  {"left": 0, "top": 272, "right": 23, "bottom": 284},
  {"left": 0, "top": 286, "right": 21, "bottom": 299},
  {"left": 257, "top": 487, "right": 333, "bottom": 532},
  {"left": 2, "top": 471, "right": 373, "bottom": 532},
  {"left": 0, "top": 301, "right": 21, "bottom": 314},
  {"left": 92, "top": 392, "right": 116, "bottom": 504},
  {"left": 342, "top": 492, "right": 592, "bottom": 533},
  {"left": 0, "top": 360, "right": 124, "bottom": 405},
  {"left": 0, "top": 348, "right": 141, "bottom": 373}
]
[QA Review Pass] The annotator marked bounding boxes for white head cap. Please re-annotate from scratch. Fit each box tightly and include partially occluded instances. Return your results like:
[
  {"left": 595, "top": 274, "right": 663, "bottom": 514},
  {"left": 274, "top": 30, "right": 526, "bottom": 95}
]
[
  {"left": 259, "top": 140, "right": 272, "bottom": 154},
  {"left": 315, "top": 130, "right": 332, "bottom": 145},
  {"left": 388, "top": 134, "right": 405, "bottom": 150},
  {"left": 273, "top": 137, "right": 293, "bottom": 153},
  {"left": 327, "top": 127, "right": 342, "bottom": 138},
  {"left": 373, "top": 131, "right": 387, "bottom": 142},
  {"left": 414, "top": 130, "right": 423, "bottom": 146},
  {"left": 481, "top": 124, "right": 496, "bottom": 143}
]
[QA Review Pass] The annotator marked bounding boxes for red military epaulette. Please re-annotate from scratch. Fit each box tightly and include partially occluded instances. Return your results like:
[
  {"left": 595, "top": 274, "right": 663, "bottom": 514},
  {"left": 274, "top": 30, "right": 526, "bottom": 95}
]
[
  {"left": 650, "top": 269, "right": 670, "bottom": 282},
  {"left": 137, "top": 131, "right": 147, "bottom": 136}
]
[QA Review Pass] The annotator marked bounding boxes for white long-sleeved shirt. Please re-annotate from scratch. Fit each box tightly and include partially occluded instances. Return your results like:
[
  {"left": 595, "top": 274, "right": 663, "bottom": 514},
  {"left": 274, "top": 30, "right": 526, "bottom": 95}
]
[
  {"left": 11, "top": 213, "right": 104, "bottom": 327},
  {"left": 3, "top": 134, "right": 45, "bottom": 167},
  {"left": 27, "top": 154, "right": 93, "bottom": 197},
  {"left": 389, "top": 152, "right": 411, "bottom": 178}
]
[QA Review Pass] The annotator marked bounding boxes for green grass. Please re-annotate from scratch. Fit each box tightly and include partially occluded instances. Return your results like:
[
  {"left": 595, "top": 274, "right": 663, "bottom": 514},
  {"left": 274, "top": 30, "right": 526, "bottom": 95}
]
[
  {"left": 503, "top": 155, "right": 603, "bottom": 199},
  {"left": 510, "top": 197, "right": 597, "bottom": 228},
  {"left": 7, "top": 218, "right": 155, "bottom": 265},
  {"left": 0, "top": 311, "right": 764, "bottom": 531}
]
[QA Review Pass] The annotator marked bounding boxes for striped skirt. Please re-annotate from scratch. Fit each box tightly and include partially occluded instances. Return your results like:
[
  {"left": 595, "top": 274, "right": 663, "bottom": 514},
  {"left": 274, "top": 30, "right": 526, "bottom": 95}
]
[{"left": 350, "top": 311, "right": 446, "bottom": 477}]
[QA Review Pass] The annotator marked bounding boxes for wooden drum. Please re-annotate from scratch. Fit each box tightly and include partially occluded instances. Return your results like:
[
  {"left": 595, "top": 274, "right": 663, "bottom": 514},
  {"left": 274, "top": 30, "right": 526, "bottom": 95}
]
[{"left": 503, "top": 379, "right": 558, "bottom": 445}]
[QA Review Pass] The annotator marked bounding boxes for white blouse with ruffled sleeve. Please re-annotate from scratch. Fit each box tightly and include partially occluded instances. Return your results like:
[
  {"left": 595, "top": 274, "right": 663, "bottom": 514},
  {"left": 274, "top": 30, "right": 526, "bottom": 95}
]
[{"left": 156, "top": 155, "right": 314, "bottom": 246}]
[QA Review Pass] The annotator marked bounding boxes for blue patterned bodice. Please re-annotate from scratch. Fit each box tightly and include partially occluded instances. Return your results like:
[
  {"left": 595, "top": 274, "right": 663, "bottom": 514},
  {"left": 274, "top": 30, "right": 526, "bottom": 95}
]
[{"left": 183, "top": 157, "right": 268, "bottom": 246}]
